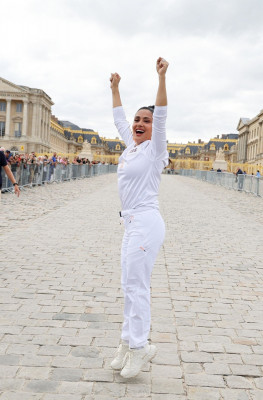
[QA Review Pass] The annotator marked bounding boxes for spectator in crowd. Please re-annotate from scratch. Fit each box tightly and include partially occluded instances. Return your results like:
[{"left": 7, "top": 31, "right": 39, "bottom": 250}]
[
  {"left": 236, "top": 168, "right": 244, "bottom": 191},
  {"left": 48, "top": 152, "right": 57, "bottom": 181},
  {"left": 4, "top": 150, "right": 11, "bottom": 163},
  {"left": 0, "top": 149, "right": 20, "bottom": 199}
]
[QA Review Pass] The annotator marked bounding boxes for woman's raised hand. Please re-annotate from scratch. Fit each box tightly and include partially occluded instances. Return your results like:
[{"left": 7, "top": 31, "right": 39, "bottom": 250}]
[
  {"left": 156, "top": 57, "right": 169, "bottom": 76},
  {"left": 110, "top": 73, "right": 121, "bottom": 89}
]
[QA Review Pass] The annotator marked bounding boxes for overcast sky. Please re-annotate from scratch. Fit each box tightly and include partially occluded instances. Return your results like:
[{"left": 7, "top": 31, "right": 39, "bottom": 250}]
[{"left": 1, "top": 0, "right": 263, "bottom": 143}]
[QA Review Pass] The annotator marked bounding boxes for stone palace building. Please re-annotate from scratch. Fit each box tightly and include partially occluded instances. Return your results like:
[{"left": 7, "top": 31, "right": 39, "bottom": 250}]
[
  {"left": 0, "top": 77, "right": 53, "bottom": 154},
  {"left": 1, "top": 76, "right": 262, "bottom": 169},
  {"left": 237, "top": 108, "right": 263, "bottom": 166},
  {"left": 0, "top": 77, "right": 125, "bottom": 162}
]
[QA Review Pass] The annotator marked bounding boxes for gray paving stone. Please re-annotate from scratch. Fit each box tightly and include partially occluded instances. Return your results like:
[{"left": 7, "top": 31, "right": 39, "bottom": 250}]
[
  {"left": 185, "top": 373, "right": 225, "bottom": 388},
  {"left": 70, "top": 346, "right": 100, "bottom": 358},
  {"left": 183, "top": 363, "right": 203, "bottom": 374},
  {"left": 242, "top": 354, "right": 263, "bottom": 366},
  {"left": 254, "top": 377, "right": 263, "bottom": 389},
  {"left": 198, "top": 343, "right": 224, "bottom": 353},
  {"left": 43, "top": 395, "right": 83, "bottom": 400},
  {"left": 204, "top": 362, "right": 231, "bottom": 375},
  {"left": 23, "top": 380, "right": 59, "bottom": 393},
  {"left": 230, "top": 364, "right": 262, "bottom": 377},
  {"left": 1, "top": 174, "right": 263, "bottom": 399},
  {"left": 152, "top": 351, "right": 180, "bottom": 365},
  {"left": 50, "top": 368, "right": 83, "bottom": 381},
  {"left": 151, "top": 365, "right": 183, "bottom": 378},
  {"left": 152, "top": 396, "right": 186, "bottom": 400},
  {"left": 0, "top": 366, "right": 19, "bottom": 378},
  {"left": 51, "top": 356, "right": 81, "bottom": 368},
  {"left": 83, "top": 369, "right": 113, "bottom": 382},
  {"left": 0, "top": 355, "right": 20, "bottom": 365},
  {"left": 19, "top": 355, "right": 52, "bottom": 367},
  {"left": 250, "top": 390, "right": 263, "bottom": 400},
  {"left": 220, "top": 389, "right": 250, "bottom": 400},
  {"left": 181, "top": 351, "right": 213, "bottom": 363},
  {"left": 37, "top": 345, "right": 71, "bottom": 356},
  {"left": 93, "top": 382, "right": 126, "bottom": 397},
  {"left": 151, "top": 378, "right": 184, "bottom": 394},
  {"left": 187, "top": 387, "right": 221, "bottom": 400},
  {"left": 52, "top": 313, "right": 80, "bottom": 321},
  {"left": 226, "top": 376, "right": 254, "bottom": 389},
  {"left": 0, "top": 379, "right": 25, "bottom": 391},
  {"left": 17, "top": 367, "right": 50, "bottom": 380},
  {"left": 58, "top": 381, "right": 93, "bottom": 394},
  {"left": 0, "top": 393, "right": 43, "bottom": 400},
  {"left": 126, "top": 383, "right": 151, "bottom": 397}
]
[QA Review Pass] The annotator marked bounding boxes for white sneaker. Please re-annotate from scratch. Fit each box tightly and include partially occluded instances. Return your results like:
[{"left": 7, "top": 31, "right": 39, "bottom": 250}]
[
  {"left": 120, "top": 343, "right": 157, "bottom": 378},
  {"left": 110, "top": 343, "right": 129, "bottom": 370}
]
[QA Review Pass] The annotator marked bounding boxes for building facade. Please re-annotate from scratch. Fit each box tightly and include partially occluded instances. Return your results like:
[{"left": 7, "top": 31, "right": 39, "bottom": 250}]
[
  {"left": 0, "top": 77, "right": 124, "bottom": 160},
  {"left": 0, "top": 77, "right": 54, "bottom": 154},
  {"left": 167, "top": 134, "right": 238, "bottom": 165},
  {"left": 237, "top": 109, "right": 263, "bottom": 166},
  {"left": 5, "top": 76, "right": 260, "bottom": 170}
]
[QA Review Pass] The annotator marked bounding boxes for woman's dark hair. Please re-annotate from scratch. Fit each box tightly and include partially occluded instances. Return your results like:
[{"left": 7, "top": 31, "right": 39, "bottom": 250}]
[{"left": 138, "top": 105, "right": 155, "bottom": 114}]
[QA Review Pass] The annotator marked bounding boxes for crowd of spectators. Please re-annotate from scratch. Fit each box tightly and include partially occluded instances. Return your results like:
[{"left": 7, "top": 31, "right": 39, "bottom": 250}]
[
  {"left": 0, "top": 149, "right": 109, "bottom": 168},
  {"left": 0, "top": 148, "right": 116, "bottom": 190}
]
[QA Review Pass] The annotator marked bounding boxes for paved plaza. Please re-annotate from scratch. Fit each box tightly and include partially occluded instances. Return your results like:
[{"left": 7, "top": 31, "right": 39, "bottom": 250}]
[{"left": 1, "top": 173, "right": 263, "bottom": 400}]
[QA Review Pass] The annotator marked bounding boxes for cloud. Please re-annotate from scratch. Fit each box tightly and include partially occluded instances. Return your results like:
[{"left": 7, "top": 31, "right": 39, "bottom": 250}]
[{"left": 1, "top": 0, "right": 263, "bottom": 144}]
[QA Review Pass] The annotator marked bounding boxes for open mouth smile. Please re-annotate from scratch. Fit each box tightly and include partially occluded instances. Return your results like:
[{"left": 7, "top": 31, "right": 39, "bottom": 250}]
[{"left": 136, "top": 129, "right": 145, "bottom": 135}]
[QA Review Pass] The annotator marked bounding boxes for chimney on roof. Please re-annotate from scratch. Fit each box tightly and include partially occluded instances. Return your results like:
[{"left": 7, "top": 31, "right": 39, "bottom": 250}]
[
  {"left": 198, "top": 139, "right": 201, "bottom": 144},
  {"left": 217, "top": 135, "right": 219, "bottom": 139}
]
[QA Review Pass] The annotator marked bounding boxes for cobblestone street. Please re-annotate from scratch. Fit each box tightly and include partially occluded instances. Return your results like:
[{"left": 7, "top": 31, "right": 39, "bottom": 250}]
[{"left": 1, "top": 173, "right": 263, "bottom": 400}]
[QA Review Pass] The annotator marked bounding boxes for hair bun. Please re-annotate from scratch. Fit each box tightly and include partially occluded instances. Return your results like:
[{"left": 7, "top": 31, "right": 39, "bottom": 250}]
[{"left": 138, "top": 105, "right": 155, "bottom": 113}]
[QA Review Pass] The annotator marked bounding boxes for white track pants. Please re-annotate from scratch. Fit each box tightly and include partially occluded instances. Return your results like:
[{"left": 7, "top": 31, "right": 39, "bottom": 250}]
[{"left": 120, "top": 209, "right": 165, "bottom": 349}]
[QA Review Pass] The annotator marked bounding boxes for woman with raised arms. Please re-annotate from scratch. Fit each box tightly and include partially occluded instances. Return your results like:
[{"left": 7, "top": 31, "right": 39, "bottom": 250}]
[{"left": 110, "top": 57, "right": 169, "bottom": 378}]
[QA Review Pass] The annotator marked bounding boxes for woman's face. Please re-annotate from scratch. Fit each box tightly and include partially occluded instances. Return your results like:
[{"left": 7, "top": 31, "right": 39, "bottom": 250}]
[{"left": 132, "top": 109, "right": 153, "bottom": 145}]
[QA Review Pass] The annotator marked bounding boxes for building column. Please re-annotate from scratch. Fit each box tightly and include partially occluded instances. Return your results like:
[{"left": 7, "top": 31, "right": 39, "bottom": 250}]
[
  {"left": 38, "top": 104, "right": 43, "bottom": 141},
  {"left": 242, "top": 135, "right": 245, "bottom": 161},
  {"left": 32, "top": 103, "right": 38, "bottom": 137},
  {"left": 22, "top": 100, "right": 28, "bottom": 137},
  {"left": 258, "top": 122, "right": 263, "bottom": 155},
  {"left": 47, "top": 110, "right": 51, "bottom": 143},
  {"left": 5, "top": 99, "right": 11, "bottom": 137},
  {"left": 44, "top": 108, "right": 48, "bottom": 143}
]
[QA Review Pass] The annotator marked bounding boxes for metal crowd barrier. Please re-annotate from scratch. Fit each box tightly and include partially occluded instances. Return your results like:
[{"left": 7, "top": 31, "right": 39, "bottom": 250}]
[
  {"left": 179, "top": 169, "right": 262, "bottom": 197},
  {"left": 1, "top": 163, "right": 118, "bottom": 193}
]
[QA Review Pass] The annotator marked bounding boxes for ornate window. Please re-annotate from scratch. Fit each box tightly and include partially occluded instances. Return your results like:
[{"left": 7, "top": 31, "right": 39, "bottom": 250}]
[
  {"left": 14, "top": 122, "right": 22, "bottom": 137},
  {"left": 91, "top": 137, "right": 97, "bottom": 144},
  {"left": 0, "top": 121, "right": 5, "bottom": 136},
  {"left": 0, "top": 101, "right": 6, "bottom": 112},
  {"left": 224, "top": 144, "right": 229, "bottom": 151},
  {"left": 185, "top": 147, "right": 190, "bottom": 154},
  {"left": 78, "top": 135, "right": 83, "bottom": 143},
  {"left": 16, "top": 103, "right": 22, "bottom": 112},
  {"left": 210, "top": 143, "right": 216, "bottom": 151},
  {"left": 116, "top": 144, "right": 120, "bottom": 150}
]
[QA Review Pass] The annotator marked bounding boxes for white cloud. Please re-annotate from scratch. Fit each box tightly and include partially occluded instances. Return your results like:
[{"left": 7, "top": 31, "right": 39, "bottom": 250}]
[{"left": 1, "top": 0, "right": 263, "bottom": 144}]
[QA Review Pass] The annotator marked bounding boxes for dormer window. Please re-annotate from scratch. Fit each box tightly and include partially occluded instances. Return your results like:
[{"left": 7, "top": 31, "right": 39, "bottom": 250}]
[{"left": 210, "top": 143, "right": 215, "bottom": 151}]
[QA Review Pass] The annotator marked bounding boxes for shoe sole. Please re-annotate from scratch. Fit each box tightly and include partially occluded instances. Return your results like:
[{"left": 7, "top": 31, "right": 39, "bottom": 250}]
[
  {"left": 111, "top": 363, "right": 122, "bottom": 370},
  {"left": 120, "top": 346, "right": 157, "bottom": 379}
]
